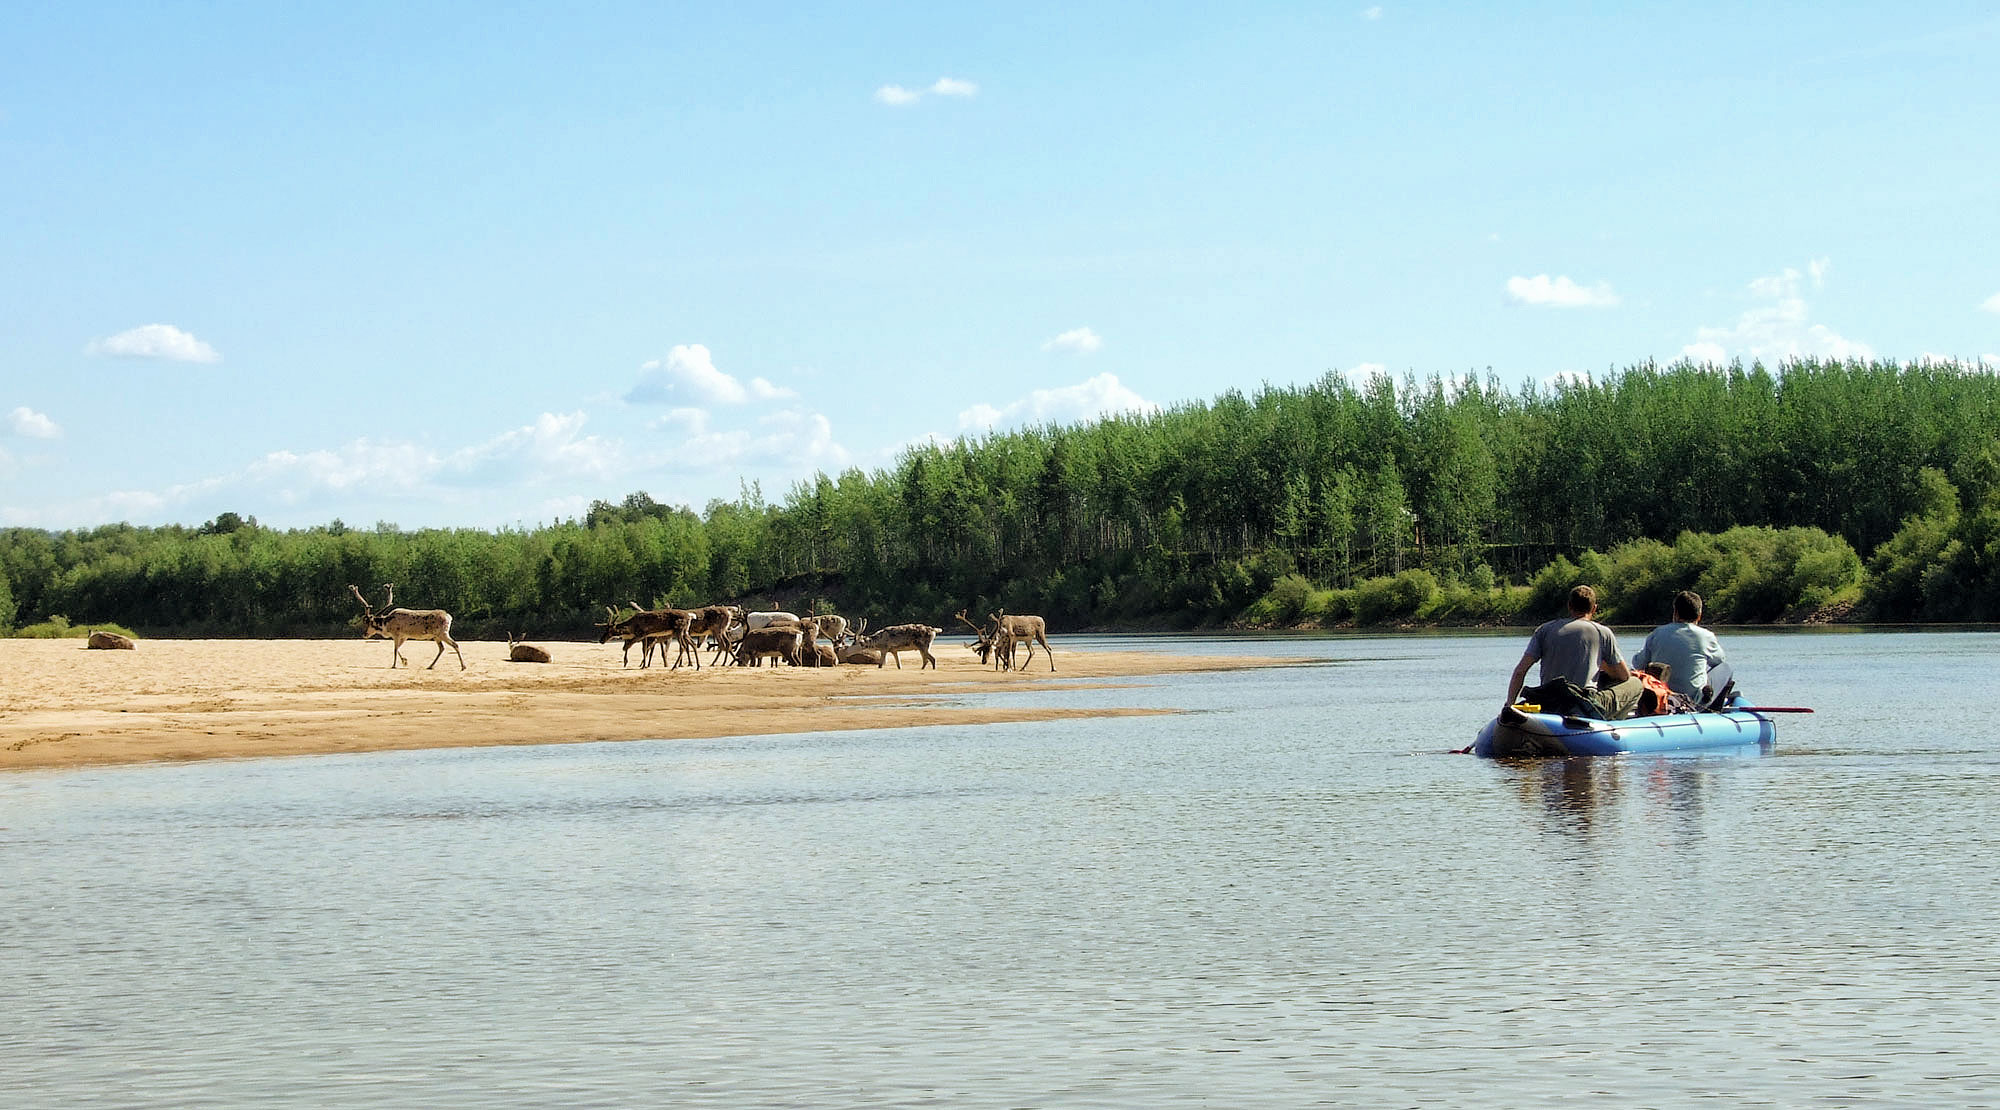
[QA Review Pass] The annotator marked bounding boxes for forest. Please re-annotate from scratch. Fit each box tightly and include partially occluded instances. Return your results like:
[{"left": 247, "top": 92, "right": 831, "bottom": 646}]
[{"left": 5, "top": 358, "right": 2000, "bottom": 638}]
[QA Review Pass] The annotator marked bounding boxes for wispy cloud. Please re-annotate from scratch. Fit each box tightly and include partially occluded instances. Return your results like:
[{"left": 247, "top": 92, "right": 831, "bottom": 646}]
[
  {"left": 1361, "top": 6, "right": 1384, "bottom": 19},
  {"left": 1042, "top": 326, "right": 1103, "bottom": 354},
  {"left": 626, "top": 344, "right": 797, "bottom": 406},
  {"left": 8, "top": 407, "right": 60, "bottom": 439},
  {"left": 875, "top": 77, "right": 979, "bottom": 106},
  {"left": 1, "top": 398, "right": 862, "bottom": 529},
  {"left": 85, "top": 323, "right": 221, "bottom": 363},
  {"left": 1505, "top": 274, "right": 1620, "bottom": 308},
  {"left": 1680, "top": 258, "right": 1873, "bottom": 364},
  {"left": 957, "top": 372, "right": 1157, "bottom": 433},
  {"left": 1981, "top": 291, "right": 2000, "bottom": 314}
]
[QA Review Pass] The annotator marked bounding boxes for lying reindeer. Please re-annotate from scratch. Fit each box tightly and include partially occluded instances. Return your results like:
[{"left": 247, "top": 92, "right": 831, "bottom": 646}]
[
  {"left": 506, "top": 632, "right": 552, "bottom": 664},
  {"left": 349, "top": 583, "right": 465, "bottom": 670}
]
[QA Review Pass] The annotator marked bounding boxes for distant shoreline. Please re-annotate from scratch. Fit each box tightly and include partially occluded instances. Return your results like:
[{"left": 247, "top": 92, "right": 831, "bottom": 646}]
[{"left": 1, "top": 639, "right": 1290, "bottom": 774}]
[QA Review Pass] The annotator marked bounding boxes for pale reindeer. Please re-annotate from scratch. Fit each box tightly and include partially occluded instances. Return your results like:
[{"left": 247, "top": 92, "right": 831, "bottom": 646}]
[
  {"left": 988, "top": 609, "right": 1054, "bottom": 672},
  {"left": 348, "top": 583, "right": 466, "bottom": 670},
  {"left": 86, "top": 629, "right": 136, "bottom": 650},
  {"left": 506, "top": 632, "right": 551, "bottom": 663},
  {"left": 854, "top": 623, "right": 942, "bottom": 669},
  {"left": 835, "top": 641, "right": 885, "bottom": 665}
]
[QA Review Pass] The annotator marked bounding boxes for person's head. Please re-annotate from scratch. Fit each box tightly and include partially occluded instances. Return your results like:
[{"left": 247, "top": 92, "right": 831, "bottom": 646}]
[
  {"left": 1567, "top": 584, "right": 1597, "bottom": 616},
  {"left": 1673, "top": 590, "right": 1703, "bottom": 623}
]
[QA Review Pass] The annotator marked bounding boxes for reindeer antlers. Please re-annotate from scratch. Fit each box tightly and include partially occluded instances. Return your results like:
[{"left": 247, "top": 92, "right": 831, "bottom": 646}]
[{"left": 348, "top": 584, "right": 373, "bottom": 612}]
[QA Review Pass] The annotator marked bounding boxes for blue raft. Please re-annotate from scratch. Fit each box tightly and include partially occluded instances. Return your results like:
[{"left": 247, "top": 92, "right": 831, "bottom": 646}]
[{"left": 1472, "top": 695, "right": 1777, "bottom": 758}]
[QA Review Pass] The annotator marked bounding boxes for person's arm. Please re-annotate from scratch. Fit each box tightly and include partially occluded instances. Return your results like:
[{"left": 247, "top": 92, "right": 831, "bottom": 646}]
[
  {"left": 1505, "top": 653, "right": 1535, "bottom": 708},
  {"left": 1598, "top": 625, "right": 1631, "bottom": 683},
  {"left": 1704, "top": 628, "right": 1726, "bottom": 664}
]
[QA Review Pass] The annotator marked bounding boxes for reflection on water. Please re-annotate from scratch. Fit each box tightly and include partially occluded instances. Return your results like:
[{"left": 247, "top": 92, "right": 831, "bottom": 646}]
[{"left": 4, "top": 631, "right": 1999, "bottom": 1106}]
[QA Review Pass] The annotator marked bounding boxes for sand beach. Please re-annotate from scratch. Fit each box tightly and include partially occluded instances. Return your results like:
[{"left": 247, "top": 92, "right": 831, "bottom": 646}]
[{"left": 1, "top": 637, "right": 1281, "bottom": 772}]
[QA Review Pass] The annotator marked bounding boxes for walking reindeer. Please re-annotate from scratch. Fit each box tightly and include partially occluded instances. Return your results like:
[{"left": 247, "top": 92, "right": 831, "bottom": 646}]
[{"left": 348, "top": 583, "right": 466, "bottom": 670}]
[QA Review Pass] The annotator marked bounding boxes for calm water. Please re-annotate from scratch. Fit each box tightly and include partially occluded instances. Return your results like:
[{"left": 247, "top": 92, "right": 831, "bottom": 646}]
[{"left": 4, "top": 631, "right": 1998, "bottom": 1106}]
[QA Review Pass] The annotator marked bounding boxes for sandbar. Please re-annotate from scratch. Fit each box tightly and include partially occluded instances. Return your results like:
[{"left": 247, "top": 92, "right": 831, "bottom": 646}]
[{"left": 1, "top": 637, "right": 1284, "bottom": 772}]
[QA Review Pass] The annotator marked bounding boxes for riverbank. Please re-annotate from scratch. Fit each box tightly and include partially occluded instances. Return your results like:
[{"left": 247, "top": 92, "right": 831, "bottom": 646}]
[{"left": 1, "top": 638, "right": 1287, "bottom": 773}]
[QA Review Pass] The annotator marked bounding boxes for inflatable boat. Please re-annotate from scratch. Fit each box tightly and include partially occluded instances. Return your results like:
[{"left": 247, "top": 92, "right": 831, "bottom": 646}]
[{"left": 1471, "top": 695, "right": 1778, "bottom": 758}]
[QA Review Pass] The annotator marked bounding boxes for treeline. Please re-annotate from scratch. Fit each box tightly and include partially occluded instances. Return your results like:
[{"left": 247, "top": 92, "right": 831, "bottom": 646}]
[{"left": 6, "top": 358, "right": 2000, "bottom": 638}]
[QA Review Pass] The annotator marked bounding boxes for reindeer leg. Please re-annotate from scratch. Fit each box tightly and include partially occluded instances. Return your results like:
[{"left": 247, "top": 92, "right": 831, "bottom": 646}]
[{"left": 428, "top": 640, "right": 447, "bottom": 669}]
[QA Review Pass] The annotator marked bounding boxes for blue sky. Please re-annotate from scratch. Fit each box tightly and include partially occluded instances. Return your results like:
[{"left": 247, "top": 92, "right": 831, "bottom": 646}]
[{"left": 4, "top": 2, "right": 1997, "bottom": 530}]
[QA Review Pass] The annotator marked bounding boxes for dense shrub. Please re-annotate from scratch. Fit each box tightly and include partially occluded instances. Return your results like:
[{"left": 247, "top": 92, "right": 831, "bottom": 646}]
[{"left": 1352, "top": 569, "right": 1440, "bottom": 625}]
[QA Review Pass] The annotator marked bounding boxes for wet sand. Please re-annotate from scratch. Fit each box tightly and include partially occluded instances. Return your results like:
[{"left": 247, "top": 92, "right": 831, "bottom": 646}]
[{"left": 2, "top": 637, "right": 1285, "bottom": 772}]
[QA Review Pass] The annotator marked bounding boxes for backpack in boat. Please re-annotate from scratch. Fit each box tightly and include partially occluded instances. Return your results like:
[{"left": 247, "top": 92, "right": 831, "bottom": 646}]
[
  {"left": 1517, "top": 679, "right": 1597, "bottom": 718},
  {"left": 1633, "top": 666, "right": 1675, "bottom": 717}
]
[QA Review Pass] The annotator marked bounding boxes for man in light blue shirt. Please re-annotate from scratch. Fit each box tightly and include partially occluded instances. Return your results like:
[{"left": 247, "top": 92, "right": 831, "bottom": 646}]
[{"left": 1631, "top": 590, "right": 1727, "bottom": 705}]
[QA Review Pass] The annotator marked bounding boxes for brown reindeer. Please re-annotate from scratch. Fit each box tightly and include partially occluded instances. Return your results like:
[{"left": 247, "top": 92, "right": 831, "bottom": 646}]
[
  {"left": 683, "top": 605, "right": 735, "bottom": 668},
  {"left": 506, "top": 632, "right": 552, "bottom": 663},
  {"left": 86, "top": 629, "right": 136, "bottom": 650},
  {"left": 349, "top": 584, "right": 466, "bottom": 670},
  {"left": 955, "top": 609, "right": 1000, "bottom": 667},
  {"left": 733, "top": 625, "right": 805, "bottom": 667},
  {"left": 600, "top": 604, "right": 694, "bottom": 669}
]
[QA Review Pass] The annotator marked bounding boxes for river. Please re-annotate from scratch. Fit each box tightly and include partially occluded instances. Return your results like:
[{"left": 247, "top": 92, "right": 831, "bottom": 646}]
[{"left": 3, "top": 630, "right": 1996, "bottom": 1106}]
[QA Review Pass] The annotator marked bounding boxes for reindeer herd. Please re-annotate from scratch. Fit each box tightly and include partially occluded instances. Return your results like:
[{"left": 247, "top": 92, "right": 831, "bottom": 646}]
[{"left": 344, "top": 583, "right": 1054, "bottom": 674}]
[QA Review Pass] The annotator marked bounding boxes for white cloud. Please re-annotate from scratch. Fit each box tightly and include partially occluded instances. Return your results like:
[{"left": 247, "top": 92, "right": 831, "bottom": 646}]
[
  {"left": 956, "top": 372, "right": 1158, "bottom": 433},
  {"left": 0, "top": 396, "right": 868, "bottom": 528},
  {"left": 85, "top": 323, "right": 221, "bottom": 363},
  {"left": 1680, "top": 261, "right": 1874, "bottom": 364},
  {"left": 8, "top": 407, "right": 60, "bottom": 439},
  {"left": 1980, "top": 291, "right": 2000, "bottom": 314},
  {"left": 443, "top": 411, "right": 624, "bottom": 485},
  {"left": 649, "top": 407, "right": 712, "bottom": 436},
  {"left": 627, "top": 344, "right": 797, "bottom": 406},
  {"left": 1042, "top": 326, "right": 1103, "bottom": 354},
  {"left": 1505, "top": 274, "right": 1621, "bottom": 308},
  {"left": 875, "top": 77, "right": 978, "bottom": 106},
  {"left": 1361, "top": 6, "right": 1384, "bottom": 18}
]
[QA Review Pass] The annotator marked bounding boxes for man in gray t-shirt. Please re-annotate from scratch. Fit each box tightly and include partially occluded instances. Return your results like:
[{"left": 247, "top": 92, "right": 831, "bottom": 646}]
[{"left": 1503, "top": 584, "right": 1643, "bottom": 719}]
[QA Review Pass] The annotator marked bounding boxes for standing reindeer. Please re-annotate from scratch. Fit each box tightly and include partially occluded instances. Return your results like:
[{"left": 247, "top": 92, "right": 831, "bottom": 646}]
[
  {"left": 600, "top": 604, "right": 696, "bottom": 669},
  {"left": 988, "top": 610, "right": 1055, "bottom": 672},
  {"left": 348, "top": 584, "right": 466, "bottom": 670}
]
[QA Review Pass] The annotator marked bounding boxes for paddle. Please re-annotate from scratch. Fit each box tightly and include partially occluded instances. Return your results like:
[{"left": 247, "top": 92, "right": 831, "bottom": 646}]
[{"left": 1734, "top": 706, "right": 1814, "bottom": 713}]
